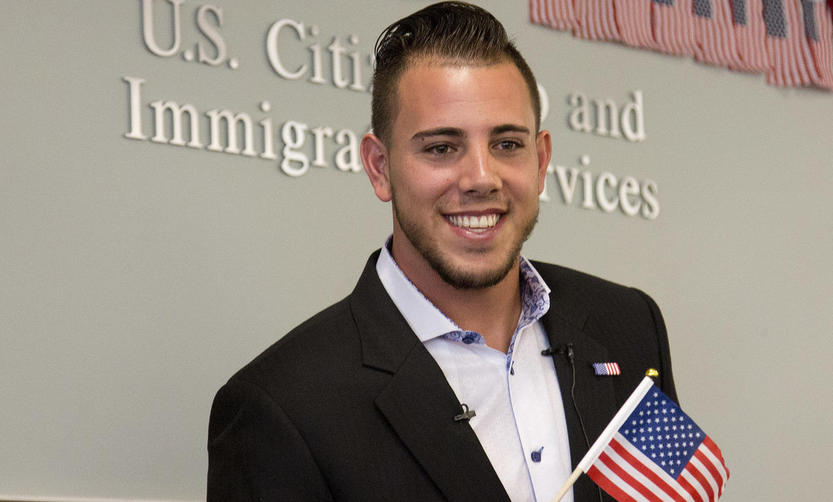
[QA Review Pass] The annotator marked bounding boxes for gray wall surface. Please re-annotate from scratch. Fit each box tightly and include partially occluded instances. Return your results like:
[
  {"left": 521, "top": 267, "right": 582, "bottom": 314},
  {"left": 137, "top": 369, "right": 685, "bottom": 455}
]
[{"left": 1, "top": 1, "right": 831, "bottom": 500}]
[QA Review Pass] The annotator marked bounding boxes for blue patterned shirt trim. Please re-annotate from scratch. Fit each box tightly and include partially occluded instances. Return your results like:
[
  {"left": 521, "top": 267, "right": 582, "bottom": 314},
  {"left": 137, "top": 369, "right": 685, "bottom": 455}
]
[
  {"left": 503, "top": 257, "right": 551, "bottom": 364},
  {"left": 518, "top": 258, "right": 551, "bottom": 331}
]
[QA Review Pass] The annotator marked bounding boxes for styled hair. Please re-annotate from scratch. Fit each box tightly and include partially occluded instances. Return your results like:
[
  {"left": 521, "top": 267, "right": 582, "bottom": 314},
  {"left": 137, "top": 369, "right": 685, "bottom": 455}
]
[{"left": 371, "top": 1, "right": 541, "bottom": 144}]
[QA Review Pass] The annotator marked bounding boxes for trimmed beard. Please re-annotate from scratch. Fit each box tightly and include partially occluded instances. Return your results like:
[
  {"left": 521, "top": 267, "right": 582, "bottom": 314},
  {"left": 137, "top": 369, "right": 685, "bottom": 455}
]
[{"left": 392, "top": 200, "right": 538, "bottom": 290}]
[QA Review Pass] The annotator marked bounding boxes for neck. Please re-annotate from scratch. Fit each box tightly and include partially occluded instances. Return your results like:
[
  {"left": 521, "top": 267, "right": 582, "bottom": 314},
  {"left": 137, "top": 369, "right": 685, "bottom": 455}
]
[
  {"left": 392, "top": 246, "right": 523, "bottom": 354},
  {"left": 436, "top": 271, "right": 522, "bottom": 353}
]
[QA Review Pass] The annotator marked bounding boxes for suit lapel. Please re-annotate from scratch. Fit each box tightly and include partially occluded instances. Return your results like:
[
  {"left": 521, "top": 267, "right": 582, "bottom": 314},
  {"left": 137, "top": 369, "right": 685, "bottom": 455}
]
[
  {"left": 375, "top": 347, "right": 510, "bottom": 501},
  {"left": 349, "top": 252, "right": 510, "bottom": 501}
]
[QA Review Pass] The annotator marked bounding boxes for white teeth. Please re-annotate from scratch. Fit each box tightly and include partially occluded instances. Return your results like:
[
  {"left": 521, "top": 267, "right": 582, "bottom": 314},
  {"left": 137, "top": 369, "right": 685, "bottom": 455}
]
[{"left": 447, "top": 214, "right": 500, "bottom": 231}]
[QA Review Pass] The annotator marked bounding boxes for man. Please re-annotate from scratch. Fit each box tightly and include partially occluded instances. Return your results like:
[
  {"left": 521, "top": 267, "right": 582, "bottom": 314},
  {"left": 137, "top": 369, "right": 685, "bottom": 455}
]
[{"left": 208, "top": 2, "right": 676, "bottom": 501}]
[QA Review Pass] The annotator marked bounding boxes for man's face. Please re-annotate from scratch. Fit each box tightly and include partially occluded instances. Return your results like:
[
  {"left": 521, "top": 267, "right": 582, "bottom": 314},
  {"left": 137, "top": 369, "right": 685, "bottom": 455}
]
[{"left": 364, "top": 60, "right": 551, "bottom": 290}]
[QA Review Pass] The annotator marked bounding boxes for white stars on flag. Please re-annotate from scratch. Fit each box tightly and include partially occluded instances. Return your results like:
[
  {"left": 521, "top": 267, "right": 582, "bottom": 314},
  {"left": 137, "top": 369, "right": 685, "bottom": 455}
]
[
  {"left": 621, "top": 389, "right": 706, "bottom": 478},
  {"left": 583, "top": 379, "right": 730, "bottom": 501}
]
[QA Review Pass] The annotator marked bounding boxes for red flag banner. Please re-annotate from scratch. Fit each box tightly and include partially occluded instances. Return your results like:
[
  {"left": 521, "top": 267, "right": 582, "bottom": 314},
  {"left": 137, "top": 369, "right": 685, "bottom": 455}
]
[{"left": 529, "top": 0, "right": 833, "bottom": 91}]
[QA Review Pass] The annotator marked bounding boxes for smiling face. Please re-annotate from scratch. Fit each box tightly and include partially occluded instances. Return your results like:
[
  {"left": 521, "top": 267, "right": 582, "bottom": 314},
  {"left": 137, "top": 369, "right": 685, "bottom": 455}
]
[{"left": 362, "top": 60, "right": 551, "bottom": 291}]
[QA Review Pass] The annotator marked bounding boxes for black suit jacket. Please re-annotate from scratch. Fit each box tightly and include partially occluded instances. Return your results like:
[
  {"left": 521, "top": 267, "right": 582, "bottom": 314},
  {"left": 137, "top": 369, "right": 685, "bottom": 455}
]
[{"left": 208, "top": 251, "right": 676, "bottom": 501}]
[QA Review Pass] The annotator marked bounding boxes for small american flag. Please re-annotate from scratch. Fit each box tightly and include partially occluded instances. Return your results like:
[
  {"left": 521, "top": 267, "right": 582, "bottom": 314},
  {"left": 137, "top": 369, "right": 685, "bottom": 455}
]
[
  {"left": 652, "top": 0, "right": 699, "bottom": 56},
  {"left": 615, "top": 0, "right": 657, "bottom": 48},
  {"left": 575, "top": 0, "right": 622, "bottom": 41},
  {"left": 692, "top": 0, "right": 743, "bottom": 66},
  {"left": 729, "top": 0, "right": 771, "bottom": 72},
  {"left": 593, "top": 362, "right": 622, "bottom": 376},
  {"left": 763, "top": 0, "right": 818, "bottom": 86},
  {"left": 529, "top": 0, "right": 578, "bottom": 31},
  {"left": 802, "top": 0, "right": 833, "bottom": 88},
  {"left": 578, "top": 378, "right": 729, "bottom": 501}
]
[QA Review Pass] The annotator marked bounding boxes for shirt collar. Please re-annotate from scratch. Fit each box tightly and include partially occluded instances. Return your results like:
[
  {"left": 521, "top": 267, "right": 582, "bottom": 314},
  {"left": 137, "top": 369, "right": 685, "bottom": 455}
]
[
  {"left": 375, "top": 238, "right": 551, "bottom": 344},
  {"left": 376, "top": 241, "right": 458, "bottom": 343},
  {"left": 517, "top": 257, "right": 551, "bottom": 332}
]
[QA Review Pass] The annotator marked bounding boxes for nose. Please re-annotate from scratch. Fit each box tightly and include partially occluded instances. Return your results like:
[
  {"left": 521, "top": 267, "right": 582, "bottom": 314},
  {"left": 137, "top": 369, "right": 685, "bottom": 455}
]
[{"left": 458, "top": 146, "right": 501, "bottom": 195}]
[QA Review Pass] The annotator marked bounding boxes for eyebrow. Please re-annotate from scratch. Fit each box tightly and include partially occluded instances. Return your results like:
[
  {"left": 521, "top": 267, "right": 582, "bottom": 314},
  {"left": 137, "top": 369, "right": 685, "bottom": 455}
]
[
  {"left": 411, "top": 127, "right": 464, "bottom": 142},
  {"left": 410, "top": 124, "right": 531, "bottom": 142},
  {"left": 492, "top": 124, "right": 531, "bottom": 135}
]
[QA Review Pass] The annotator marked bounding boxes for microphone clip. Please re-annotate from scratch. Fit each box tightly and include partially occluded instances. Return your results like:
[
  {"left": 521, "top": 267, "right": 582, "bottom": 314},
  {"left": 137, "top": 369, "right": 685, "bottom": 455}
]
[
  {"left": 541, "top": 343, "right": 574, "bottom": 361},
  {"left": 453, "top": 403, "right": 476, "bottom": 422}
]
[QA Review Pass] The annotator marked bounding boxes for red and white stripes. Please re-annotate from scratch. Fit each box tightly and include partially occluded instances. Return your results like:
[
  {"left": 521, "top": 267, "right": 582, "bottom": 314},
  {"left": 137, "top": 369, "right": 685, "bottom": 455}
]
[
  {"left": 808, "top": 0, "right": 833, "bottom": 88},
  {"left": 765, "top": 0, "right": 817, "bottom": 86},
  {"left": 529, "top": 0, "right": 833, "bottom": 91},
  {"left": 588, "top": 433, "right": 729, "bottom": 502},
  {"left": 731, "top": 0, "right": 771, "bottom": 72}
]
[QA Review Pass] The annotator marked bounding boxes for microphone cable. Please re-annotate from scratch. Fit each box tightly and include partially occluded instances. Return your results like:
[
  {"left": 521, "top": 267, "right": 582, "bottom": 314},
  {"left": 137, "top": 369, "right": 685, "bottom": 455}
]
[{"left": 543, "top": 343, "right": 604, "bottom": 502}]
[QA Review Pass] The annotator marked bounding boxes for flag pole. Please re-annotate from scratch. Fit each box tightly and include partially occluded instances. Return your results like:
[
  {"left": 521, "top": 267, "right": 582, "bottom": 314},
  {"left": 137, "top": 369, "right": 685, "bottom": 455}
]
[
  {"left": 553, "top": 467, "right": 582, "bottom": 502},
  {"left": 551, "top": 369, "right": 660, "bottom": 502}
]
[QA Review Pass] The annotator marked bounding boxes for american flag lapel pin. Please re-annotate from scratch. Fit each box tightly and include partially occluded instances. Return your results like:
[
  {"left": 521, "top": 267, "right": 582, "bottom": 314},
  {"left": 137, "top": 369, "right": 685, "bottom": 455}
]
[{"left": 593, "top": 362, "right": 621, "bottom": 376}]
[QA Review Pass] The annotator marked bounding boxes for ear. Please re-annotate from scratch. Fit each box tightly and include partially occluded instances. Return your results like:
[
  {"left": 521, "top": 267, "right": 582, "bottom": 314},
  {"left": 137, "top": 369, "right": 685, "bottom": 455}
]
[
  {"left": 361, "top": 133, "right": 393, "bottom": 202},
  {"left": 535, "top": 130, "right": 552, "bottom": 194}
]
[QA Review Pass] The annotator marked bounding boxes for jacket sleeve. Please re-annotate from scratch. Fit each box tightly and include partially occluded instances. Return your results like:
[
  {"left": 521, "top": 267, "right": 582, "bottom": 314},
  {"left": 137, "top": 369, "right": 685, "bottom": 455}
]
[{"left": 207, "top": 378, "right": 333, "bottom": 501}]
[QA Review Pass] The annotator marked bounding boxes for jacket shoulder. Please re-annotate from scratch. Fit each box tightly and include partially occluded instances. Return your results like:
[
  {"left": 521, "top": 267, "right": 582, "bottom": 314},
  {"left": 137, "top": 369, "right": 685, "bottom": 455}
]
[
  {"left": 530, "top": 260, "right": 650, "bottom": 315},
  {"left": 532, "top": 260, "right": 677, "bottom": 400},
  {"left": 228, "top": 296, "right": 360, "bottom": 394}
]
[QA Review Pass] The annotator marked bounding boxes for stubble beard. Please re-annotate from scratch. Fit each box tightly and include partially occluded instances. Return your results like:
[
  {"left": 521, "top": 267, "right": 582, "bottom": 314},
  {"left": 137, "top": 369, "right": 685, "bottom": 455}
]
[{"left": 392, "top": 200, "right": 539, "bottom": 290}]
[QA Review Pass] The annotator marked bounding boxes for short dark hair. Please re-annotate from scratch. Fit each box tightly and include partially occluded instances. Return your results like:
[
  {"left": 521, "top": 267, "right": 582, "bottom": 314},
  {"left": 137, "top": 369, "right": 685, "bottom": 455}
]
[{"left": 371, "top": 1, "right": 541, "bottom": 145}]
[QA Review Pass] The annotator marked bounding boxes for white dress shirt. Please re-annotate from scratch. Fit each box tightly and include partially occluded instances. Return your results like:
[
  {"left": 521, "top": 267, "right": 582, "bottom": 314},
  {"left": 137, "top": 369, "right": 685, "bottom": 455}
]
[{"left": 376, "top": 244, "right": 574, "bottom": 502}]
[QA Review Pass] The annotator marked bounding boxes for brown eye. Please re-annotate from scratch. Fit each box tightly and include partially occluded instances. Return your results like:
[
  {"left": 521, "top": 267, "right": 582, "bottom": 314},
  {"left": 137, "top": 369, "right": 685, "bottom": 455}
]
[
  {"left": 496, "top": 140, "right": 522, "bottom": 151},
  {"left": 426, "top": 143, "right": 453, "bottom": 155}
]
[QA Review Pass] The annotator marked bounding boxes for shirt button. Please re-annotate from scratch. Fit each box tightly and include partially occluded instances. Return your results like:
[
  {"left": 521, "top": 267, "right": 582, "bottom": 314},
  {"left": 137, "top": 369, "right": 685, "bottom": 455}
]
[
  {"left": 531, "top": 446, "right": 544, "bottom": 463},
  {"left": 462, "top": 333, "right": 477, "bottom": 344}
]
